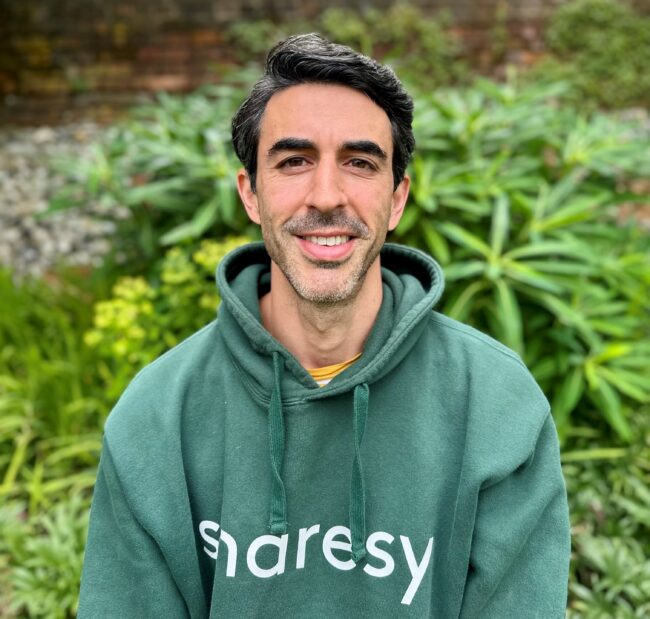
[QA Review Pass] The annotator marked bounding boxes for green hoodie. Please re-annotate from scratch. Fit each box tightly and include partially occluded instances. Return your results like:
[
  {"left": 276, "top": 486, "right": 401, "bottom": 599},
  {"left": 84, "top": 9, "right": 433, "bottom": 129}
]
[{"left": 79, "top": 242, "right": 570, "bottom": 618}]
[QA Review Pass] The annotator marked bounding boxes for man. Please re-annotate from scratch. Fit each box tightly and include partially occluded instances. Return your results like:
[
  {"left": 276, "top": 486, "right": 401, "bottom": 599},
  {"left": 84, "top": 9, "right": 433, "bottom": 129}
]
[{"left": 79, "top": 34, "right": 570, "bottom": 617}]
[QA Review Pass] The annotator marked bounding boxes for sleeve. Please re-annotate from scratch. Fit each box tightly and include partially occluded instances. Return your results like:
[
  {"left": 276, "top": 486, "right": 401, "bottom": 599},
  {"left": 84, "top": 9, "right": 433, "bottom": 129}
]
[
  {"left": 459, "top": 414, "right": 571, "bottom": 619},
  {"left": 77, "top": 443, "right": 190, "bottom": 618}
]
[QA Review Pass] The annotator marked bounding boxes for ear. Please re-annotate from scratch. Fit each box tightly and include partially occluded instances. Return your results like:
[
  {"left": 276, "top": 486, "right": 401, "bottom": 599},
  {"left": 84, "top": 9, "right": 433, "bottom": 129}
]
[
  {"left": 388, "top": 175, "right": 410, "bottom": 231},
  {"left": 237, "top": 169, "right": 261, "bottom": 225}
]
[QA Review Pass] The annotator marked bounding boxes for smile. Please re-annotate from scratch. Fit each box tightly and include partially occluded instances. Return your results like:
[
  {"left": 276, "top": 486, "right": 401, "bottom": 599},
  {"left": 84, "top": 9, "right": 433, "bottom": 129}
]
[{"left": 304, "top": 235, "right": 351, "bottom": 246}]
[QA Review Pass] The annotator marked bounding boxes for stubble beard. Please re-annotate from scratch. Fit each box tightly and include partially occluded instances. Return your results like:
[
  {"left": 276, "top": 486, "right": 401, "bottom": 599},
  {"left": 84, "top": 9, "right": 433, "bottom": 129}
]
[{"left": 260, "top": 209, "right": 386, "bottom": 307}]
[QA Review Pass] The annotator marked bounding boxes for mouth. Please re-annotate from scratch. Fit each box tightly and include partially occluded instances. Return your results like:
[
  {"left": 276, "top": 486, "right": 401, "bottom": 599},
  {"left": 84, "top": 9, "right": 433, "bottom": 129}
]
[
  {"left": 295, "top": 233, "right": 356, "bottom": 262},
  {"left": 302, "top": 235, "right": 351, "bottom": 247}
]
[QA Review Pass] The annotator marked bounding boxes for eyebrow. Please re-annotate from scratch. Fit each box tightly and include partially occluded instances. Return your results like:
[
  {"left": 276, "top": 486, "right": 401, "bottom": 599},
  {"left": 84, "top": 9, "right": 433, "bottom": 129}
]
[
  {"left": 267, "top": 138, "right": 388, "bottom": 161},
  {"left": 267, "top": 138, "right": 314, "bottom": 157},
  {"left": 342, "top": 140, "right": 388, "bottom": 161}
]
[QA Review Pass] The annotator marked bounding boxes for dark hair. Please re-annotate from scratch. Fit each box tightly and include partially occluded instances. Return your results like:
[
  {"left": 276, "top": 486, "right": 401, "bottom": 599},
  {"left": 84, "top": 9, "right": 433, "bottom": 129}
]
[{"left": 231, "top": 33, "right": 415, "bottom": 192}]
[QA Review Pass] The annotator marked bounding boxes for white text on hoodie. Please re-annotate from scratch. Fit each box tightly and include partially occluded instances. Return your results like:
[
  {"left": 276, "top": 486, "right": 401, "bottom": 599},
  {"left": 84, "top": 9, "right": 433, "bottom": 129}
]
[{"left": 199, "top": 520, "right": 434, "bottom": 606}]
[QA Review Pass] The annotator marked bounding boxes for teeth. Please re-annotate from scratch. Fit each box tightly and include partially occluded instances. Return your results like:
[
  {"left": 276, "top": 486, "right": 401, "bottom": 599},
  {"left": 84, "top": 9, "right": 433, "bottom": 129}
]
[{"left": 305, "top": 235, "right": 350, "bottom": 246}]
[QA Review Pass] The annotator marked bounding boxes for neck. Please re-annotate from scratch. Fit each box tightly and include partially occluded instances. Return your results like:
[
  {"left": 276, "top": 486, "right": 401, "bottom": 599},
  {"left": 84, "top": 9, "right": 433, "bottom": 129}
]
[{"left": 260, "top": 260, "right": 383, "bottom": 369}]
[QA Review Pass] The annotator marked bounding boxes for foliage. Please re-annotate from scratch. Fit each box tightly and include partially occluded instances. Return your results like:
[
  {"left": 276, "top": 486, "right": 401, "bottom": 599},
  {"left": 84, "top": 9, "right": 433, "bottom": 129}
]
[
  {"left": 0, "top": 269, "right": 109, "bottom": 513},
  {"left": 226, "top": 3, "right": 466, "bottom": 86},
  {"left": 84, "top": 236, "right": 249, "bottom": 399},
  {"left": 0, "top": 268, "right": 110, "bottom": 616},
  {"left": 564, "top": 412, "right": 650, "bottom": 617},
  {"left": 537, "top": 0, "right": 650, "bottom": 108},
  {"left": 47, "top": 82, "right": 259, "bottom": 273},
  {"left": 392, "top": 77, "right": 650, "bottom": 443},
  {"left": 0, "top": 498, "right": 89, "bottom": 618}
]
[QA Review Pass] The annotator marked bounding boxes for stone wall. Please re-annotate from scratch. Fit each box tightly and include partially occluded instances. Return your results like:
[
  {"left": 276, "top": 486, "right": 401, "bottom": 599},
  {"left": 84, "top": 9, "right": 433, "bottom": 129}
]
[{"left": 0, "top": 0, "right": 643, "bottom": 125}]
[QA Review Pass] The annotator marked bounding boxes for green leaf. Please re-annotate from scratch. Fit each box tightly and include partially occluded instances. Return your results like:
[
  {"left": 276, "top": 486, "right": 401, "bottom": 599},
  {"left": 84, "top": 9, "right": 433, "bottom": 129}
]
[
  {"left": 489, "top": 194, "right": 510, "bottom": 257},
  {"left": 533, "top": 194, "right": 608, "bottom": 232},
  {"left": 440, "top": 196, "right": 491, "bottom": 216},
  {"left": 503, "top": 262, "right": 565, "bottom": 294},
  {"left": 592, "top": 343, "right": 633, "bottom": 363},
  {"left": 122, "top": 177, "right": 190, "bottom": 208},
  {"left": 445, "top": 281, "right": 488, "bottom": 322},
  {"left": 596, "top": 366, "right": 649, "bottom": 403},
  {"left": 530, "top": 292, "right": 598, "bottom": 346},
  {"left": 505, "top": 240, "right": 592, "bottom": 261},
  {"left": 493, "top": 279, "right": 523, "bottom": 354},
  {"left": 438, "top": 222, "right": 492, "bottom": 258},
  {"left": 0, "top": 430, "right": 32, "bottom": 496},
  {"left": 588, "top": 379, "right": 632, "bottom": 442},
  {"left": 443, "top": 261, "right": 485, "bottom": 282},
  {"left": 561, "top": 448, "right": 627, "bottom": 462},
  {"left": 159, "top": 196, "right": 220, "bottom": 245},
  {"left": 42, "top": 440, "right": 103, "bottom": 467},
  {"left": 524, "top": 260, "right": 593, "bottom": 276},
  {"left": 588, "top": 319, "right": 634, "bottom": 338},
  {"left": 552, "top": 366, "right": 584, "bottom": 435},
  {"left": 421, "top": 220, "right": 450, "bottom": 265},
  {"left": 218, "top": 180, "right": 237, "bottom": 225}
]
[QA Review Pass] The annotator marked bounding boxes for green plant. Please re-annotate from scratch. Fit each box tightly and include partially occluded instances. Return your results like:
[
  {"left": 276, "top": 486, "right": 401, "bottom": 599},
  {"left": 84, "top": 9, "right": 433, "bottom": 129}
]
[
  {"left": 0, "top": 269, "right": 109, "bottom": 515},
  {"left": 564, "top": 411, "right": 650, "bottom": 617},
  {"left": 48, "top": 82, "right": 259, "bottom": 273},
  {"left": 84, "top": 236, "right": 249, "bottom": 398},
  {"left": 0, "top": 497, "right": 89, "bottom": 618},
  {"left": 393, "top": 77, "right": 650, "bottom": 443},
  {"left": 0, "top": 267, "right": 113, "bottom": 616},
  {"left": 538, "top": 0, "right": 650, "bottom": 108}
]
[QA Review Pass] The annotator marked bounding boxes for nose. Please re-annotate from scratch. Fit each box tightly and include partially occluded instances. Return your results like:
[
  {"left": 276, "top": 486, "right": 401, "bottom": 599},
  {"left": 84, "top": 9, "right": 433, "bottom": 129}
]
[{"left": 305, "top": 157, "right": 347, "bottom": 211}]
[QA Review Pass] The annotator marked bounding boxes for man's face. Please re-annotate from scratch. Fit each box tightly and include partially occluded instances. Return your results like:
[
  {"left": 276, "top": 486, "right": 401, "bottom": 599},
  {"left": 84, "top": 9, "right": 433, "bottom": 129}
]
[{"left": 237, "top": 83, "right": 409, "bottom": 305}]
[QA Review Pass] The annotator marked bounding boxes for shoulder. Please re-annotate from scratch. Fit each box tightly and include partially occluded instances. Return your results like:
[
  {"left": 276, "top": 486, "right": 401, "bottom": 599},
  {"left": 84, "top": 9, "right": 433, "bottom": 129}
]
[
  {"left": 426, "top": 311, "right": 527, "bottom": 369},
  {"left": 104, "top": 319, "right": 225, "bottom": 444},
  {"left": 424, "top": 310, "right": 545, "bottom": 401},
  {"left": 422, "top": 311, "right": 552, "bottom": 470}
]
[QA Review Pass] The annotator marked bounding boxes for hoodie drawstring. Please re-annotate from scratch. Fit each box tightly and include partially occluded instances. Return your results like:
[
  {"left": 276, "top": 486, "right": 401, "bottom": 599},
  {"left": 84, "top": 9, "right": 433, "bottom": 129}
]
[
  {"left": 350, "top": 383, "right": 369, "bottom": 563},
  {"left": 266, "top": 353, "right": 369, "bottom": 563},
  {"left": 268, "top": 352, "right": 288, "bottom": 534}
]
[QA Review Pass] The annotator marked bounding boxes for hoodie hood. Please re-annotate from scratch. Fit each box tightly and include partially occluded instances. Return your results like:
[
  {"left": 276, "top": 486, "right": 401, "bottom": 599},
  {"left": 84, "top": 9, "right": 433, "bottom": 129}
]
[
  {"left": 215, "top": 241, "right": 444, "bottom": 562},
  {"left": 216, "top": 241, "right": 445, "bottom": 402}
]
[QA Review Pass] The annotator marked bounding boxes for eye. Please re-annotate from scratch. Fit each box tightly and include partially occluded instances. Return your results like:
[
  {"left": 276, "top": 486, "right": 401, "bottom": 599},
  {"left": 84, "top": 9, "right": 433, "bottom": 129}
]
[
  {"left": 348, "top": 158, "right": 376, "bottom": 171},
  {"left": 279, "top": 156, "right": 308, "bottom": 169}
]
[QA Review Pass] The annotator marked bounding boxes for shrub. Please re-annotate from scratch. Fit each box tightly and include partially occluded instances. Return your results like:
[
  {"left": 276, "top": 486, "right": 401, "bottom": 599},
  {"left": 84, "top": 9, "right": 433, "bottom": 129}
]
[
  {"left": 539, "top": 0, "right": 650, "bottom": 108},
  {"left": 393, "top": 77, "right": 650, "bottom": 443},
  {"left": 564, "top": 412, "right": 650, "bottom": 616},
  {"left": 0, "top": 269, "right": 109, "bottom": 617},
  {"left": 0, "top": 269, "right": 108, "bottom": 513},
  {"left": 0, "top": 237, "right": 251, "bottom": 616},
  {"left": 0, "top": 498, "right": 89, "bottom": 618},
  {"left": 84, "top": 236, "right": 250, "bottom": 399},
  {"left": 48, "top": 84, "right": 258, "bottom": 273}
]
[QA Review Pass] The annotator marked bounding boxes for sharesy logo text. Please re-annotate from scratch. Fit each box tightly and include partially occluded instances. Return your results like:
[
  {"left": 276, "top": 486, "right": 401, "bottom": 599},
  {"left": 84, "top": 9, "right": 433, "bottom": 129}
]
[{"left": 199, "top": 520, "right": 434, "bottom": 606}]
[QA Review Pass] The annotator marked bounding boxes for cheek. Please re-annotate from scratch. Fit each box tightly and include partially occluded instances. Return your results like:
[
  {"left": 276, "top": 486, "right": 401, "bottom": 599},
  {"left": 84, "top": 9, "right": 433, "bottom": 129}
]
[
  {"left": 347, "top": 186, "right": 394, "bottom": 223},
  {"left": 261, "top": 173, "right": 310, "bottom": 201}
]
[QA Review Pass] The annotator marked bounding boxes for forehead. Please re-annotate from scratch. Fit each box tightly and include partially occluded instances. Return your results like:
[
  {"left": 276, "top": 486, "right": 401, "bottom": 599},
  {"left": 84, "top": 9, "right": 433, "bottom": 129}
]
[{"left": 258, "top": 83, "right": 393, "bottom": 152}]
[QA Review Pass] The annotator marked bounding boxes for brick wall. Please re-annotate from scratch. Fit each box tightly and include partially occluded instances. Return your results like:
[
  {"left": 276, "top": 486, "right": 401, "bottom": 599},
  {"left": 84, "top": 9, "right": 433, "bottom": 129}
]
[{"left": 0, "top": 0, "right": 640, "bottom": 125}]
